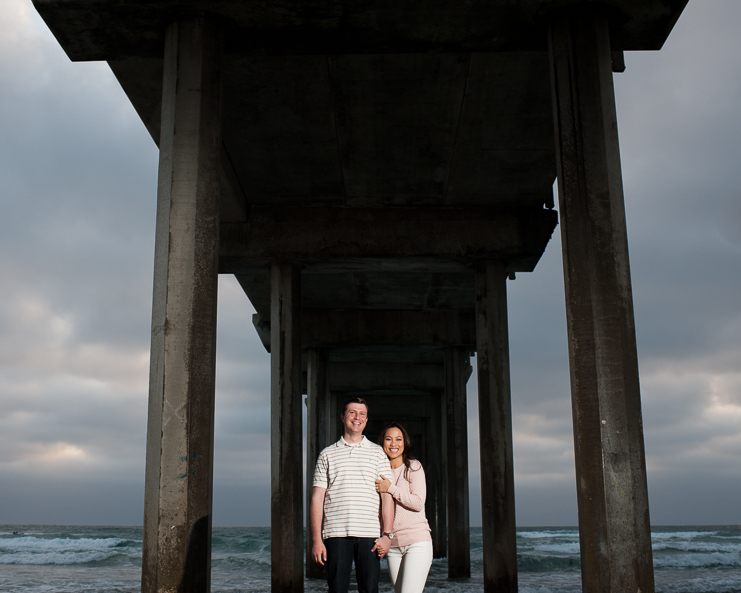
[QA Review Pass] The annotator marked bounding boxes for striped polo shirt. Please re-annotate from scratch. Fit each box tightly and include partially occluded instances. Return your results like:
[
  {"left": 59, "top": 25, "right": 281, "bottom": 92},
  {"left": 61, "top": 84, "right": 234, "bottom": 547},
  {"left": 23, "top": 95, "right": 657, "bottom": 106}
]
[{"left": 313, "top": 436, "right": 393, "bottom": 539}]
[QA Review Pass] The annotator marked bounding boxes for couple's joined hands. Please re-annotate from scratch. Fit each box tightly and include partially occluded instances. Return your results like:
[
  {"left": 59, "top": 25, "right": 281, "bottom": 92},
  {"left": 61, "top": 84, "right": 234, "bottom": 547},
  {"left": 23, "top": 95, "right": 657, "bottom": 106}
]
[
  {"left": 312, "top": 536, "right": 390, "bottom": 562},
  {"left": 372, "top": 534, "right": 390, "bottom": 558}
]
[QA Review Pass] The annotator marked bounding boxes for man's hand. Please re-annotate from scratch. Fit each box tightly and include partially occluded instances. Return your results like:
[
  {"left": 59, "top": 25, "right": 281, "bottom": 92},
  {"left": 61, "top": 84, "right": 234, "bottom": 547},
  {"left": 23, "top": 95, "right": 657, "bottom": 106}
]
[
  {"left": 371, "top": 535, "right": 390, "bottom": 558},
  {"left": 310, "top": 487, "right": 327, "bottom": 565},
  {"left": 312, "top": 539, "right": 328, "bottom": 565}
]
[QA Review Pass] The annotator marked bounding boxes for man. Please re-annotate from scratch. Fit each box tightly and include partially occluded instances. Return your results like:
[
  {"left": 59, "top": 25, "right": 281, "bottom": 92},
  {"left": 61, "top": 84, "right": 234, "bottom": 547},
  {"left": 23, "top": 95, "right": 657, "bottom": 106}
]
[{"left": 311, "top": 397, "right": 395, "bottom": 593}]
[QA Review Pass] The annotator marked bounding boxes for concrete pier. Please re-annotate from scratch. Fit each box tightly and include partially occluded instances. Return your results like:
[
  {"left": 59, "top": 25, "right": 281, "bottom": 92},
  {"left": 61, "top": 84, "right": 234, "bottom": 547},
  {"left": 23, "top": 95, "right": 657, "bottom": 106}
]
[
  {"left": 305, "top": 348, "right": 330, "bottom": 579},
  {"left": 429, "top": 393, "right": 448, "bottom": 560},
  {"left": 31, "top": 1, "right": 691, "bottom": 590},
  {"left": 475, "top": 261, "right": 517, "bottom": 593},
  {"left": 270, "top": 262, "right": 304, "bottom": 593},
  {"left": 549, "top": 10, "right": 655, "bottom": 593},
  {"left": 445, "top": 347, "right": 471, "bottom": 578},
  {"left": 141, "top": 18, "right": 222, "bottom": 593}
]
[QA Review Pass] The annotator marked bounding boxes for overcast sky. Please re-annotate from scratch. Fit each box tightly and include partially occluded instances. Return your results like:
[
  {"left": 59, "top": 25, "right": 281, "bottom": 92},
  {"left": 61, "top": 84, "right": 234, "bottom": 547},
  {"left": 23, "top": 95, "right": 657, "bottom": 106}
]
[{"left": 0, "top": 0, "right": 739, "bottom": 528}]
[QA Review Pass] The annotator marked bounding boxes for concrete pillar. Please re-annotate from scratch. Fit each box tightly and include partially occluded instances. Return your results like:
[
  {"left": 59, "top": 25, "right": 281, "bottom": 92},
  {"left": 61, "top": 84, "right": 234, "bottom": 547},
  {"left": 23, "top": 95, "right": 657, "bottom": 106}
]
[
  {"left": 428, "top": 394, "right": 447, "bottom": 559},
  {"left": 329, "top": 391, "right": 341, "bottom": 443},
  {"left": 141, "top": 18, "right": 222, "bottom": 593},
  {"left": 306, "top": 348, "right": 330, "bottom": 579},
  {"left": 474, "top": 260, "right": 517, "bottom": 593},
  {"left": 445, "top": 348, "right": 470, "bottom": 577},
  {"left": 548, "top": 10, "right": 655, "bottom": 593},
  {"left": 271, "top": 262, "right": 304, "bottom": 593}
]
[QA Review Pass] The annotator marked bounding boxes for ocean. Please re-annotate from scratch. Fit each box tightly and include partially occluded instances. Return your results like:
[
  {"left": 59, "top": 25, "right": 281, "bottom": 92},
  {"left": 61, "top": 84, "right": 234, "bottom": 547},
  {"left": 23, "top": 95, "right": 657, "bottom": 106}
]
[{"left": 1, "top": 525, "right": 740, "bottom": 593}]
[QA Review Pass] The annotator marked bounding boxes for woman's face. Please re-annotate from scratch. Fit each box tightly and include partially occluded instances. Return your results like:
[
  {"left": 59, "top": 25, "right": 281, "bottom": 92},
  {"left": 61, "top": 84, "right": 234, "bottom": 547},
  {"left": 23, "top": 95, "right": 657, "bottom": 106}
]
[{"left": 383, "top": 427, "right": 405, "bottom": 463}]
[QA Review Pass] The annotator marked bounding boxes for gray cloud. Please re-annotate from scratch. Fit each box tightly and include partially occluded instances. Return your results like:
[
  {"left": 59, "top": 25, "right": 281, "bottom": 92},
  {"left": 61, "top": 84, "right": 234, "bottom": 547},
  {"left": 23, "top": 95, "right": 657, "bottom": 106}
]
[{"left": 0, "top": 0, "right": 739, "bottom": 528}]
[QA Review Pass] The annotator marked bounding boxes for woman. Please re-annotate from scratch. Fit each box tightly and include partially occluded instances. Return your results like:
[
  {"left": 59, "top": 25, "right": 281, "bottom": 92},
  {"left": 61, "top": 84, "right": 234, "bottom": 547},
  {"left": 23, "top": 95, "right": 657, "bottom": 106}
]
[{"left": 374, "top": 422, "right": 433, "bottom": 593}]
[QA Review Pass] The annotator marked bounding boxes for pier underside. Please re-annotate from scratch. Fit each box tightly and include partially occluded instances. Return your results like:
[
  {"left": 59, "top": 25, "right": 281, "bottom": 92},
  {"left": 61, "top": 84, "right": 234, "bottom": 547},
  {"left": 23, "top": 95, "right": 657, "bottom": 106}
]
[{"left": 33, "top": 0, "right": 689, "bottom": 591}]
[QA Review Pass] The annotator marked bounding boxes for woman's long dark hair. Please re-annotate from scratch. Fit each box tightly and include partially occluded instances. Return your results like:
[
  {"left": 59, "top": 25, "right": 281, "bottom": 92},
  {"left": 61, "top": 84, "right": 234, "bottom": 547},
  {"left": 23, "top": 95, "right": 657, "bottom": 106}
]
[{"left": 378, "top": 422, "right": 419, "bottom": 480}]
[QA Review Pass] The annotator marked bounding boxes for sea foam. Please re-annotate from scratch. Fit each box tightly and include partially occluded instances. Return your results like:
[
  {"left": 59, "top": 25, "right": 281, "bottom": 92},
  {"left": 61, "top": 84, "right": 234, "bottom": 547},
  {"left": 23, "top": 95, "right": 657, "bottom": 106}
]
[{"left": 0, "top": 536, "right": 136, "bottom": 565}]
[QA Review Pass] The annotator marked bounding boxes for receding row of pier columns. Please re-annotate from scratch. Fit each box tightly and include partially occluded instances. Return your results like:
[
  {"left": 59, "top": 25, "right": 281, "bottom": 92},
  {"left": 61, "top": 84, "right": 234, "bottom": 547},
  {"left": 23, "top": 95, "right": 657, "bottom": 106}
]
[{"left": 141, "top": 8, "right": 654, "bottom": 593}]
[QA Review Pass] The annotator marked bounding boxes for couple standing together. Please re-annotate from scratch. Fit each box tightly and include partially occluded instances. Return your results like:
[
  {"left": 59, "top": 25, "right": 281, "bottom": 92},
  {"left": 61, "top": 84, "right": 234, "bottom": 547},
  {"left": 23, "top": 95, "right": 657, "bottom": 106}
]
[{"left": 311, "top": 398, "right": 433, "bottom": 593}]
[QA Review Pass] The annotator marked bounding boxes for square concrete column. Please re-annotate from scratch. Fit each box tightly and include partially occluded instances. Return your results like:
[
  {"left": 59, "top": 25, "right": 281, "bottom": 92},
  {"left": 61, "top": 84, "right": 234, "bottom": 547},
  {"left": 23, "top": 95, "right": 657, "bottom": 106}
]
[
  {"left": 141, "top": 18, "right": 222, "bottom": 593},
  {"left": 306, "top": 348, "right": 330, "bottom": 579},
  {"left": 271, "top": 262, "right": 304, "bottom": 593},
  {"left": 474, "top": 260, "right": 517, "bottom": 593},
  {"left": 445, "top": 347, "right": 471, "bottom": 577},
  {"left": 548, "top": 10, "right": 654, "bottom": 593},
  {"left": 427, "top": 392, "right": 447, "bottom": 559}
]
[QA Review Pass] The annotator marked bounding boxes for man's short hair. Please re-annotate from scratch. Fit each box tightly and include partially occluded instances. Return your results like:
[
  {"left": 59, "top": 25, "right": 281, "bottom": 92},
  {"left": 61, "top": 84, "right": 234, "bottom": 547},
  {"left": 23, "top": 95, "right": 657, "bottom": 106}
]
[{"left": 341, "top": 397, "right": 369, "bottom": 416}]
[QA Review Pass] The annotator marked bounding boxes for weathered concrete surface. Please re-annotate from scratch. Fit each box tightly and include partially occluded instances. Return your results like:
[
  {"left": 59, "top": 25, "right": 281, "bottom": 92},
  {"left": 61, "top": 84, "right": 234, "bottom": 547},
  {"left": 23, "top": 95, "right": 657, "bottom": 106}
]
[
  {"left": 429, "top": 392, "right": 448, "bottom": 559},
  {"left": 475, "top": 261, "right": 517, "bottom": 593},
  {"left": 549, "top": 10, "right": 655, "bottom": 593},
  {"left": 141, "top": 18, "right": 221, "bottom": 593},
  {"left": 108, "top": 52, "right": 559, "bottom": 211},
  {"left": 219, "top": 206, "right": 557, "bottom": 267},
  {"left": 106, "top": 61, "right": 248, "bottom": 223},
  {"left": 34, "top": 0, "right": 689, "bottom": 62},
  {"left": 270, "top": 262, "right": 303, "bottom": 593},
  {"left": 106, "top": 49, "right": 562, "bottom": 349},
  {"left": 254, "top": 310, "right": 476, "bottom": 351},
  {"left": 305, "top": 349, "right": 330, "bottom": 580},
  {"left": 108, "top": 47, "right": 562, "bottom": 331},
  {"left": 238, "top": 268, "right": 479, "bottom": 323},
  {"left": 445, "top": 348, "right": 471, "bottom": 578},
  {"left": 328, "top": 363, "right": 445, "bottom": 391}
]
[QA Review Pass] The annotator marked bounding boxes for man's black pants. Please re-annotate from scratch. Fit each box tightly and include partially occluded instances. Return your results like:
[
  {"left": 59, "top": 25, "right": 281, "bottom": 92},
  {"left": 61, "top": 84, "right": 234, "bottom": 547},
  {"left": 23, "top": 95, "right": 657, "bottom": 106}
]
[{"left": 324, "top": 537, "right": 380, "bottom": 593}]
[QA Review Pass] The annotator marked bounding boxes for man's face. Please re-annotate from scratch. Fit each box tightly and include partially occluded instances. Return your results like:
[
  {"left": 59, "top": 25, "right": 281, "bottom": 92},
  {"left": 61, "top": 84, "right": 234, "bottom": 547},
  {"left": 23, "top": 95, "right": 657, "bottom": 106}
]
[{"left": 342, "top": 403, "right": 368, "bottom": 436}]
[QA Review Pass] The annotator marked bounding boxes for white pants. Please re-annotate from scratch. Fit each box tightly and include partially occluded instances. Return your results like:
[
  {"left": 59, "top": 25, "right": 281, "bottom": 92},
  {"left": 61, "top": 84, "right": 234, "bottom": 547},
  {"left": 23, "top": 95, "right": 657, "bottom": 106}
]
[{"left": 386, "top": 540, "right": 433, "bottom": 593}]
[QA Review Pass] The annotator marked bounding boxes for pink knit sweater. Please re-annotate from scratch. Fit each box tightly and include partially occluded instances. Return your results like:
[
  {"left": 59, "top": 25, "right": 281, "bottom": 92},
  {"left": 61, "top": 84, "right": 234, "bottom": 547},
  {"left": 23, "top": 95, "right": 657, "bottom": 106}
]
[{"left": 386, "top": 460, "right": 432, "bottom": 547}]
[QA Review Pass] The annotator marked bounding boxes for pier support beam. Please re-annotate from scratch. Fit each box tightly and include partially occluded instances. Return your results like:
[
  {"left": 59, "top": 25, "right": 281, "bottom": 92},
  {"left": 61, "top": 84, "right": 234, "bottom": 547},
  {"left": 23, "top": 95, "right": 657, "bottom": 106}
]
[
  {"left": 445, "top": 347, "right": 471, "bottom": 577},
  {"left": 271, "top": 262, "right": 304, "bottom": 593},
  {"left": 306, "top": 348, "right": 330, "bottom": 579},
  {"left": 548, "top": 10, "right": 655, "bottom": 593},
  {"left": 475, "top": 260, "right": 517, "bottom": 593},
  {"left": 428, "top": 395, "right": 447, "bottom": 559},
  {"left": 141, "top": 18, "right": 222, "bottom": 593}
]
